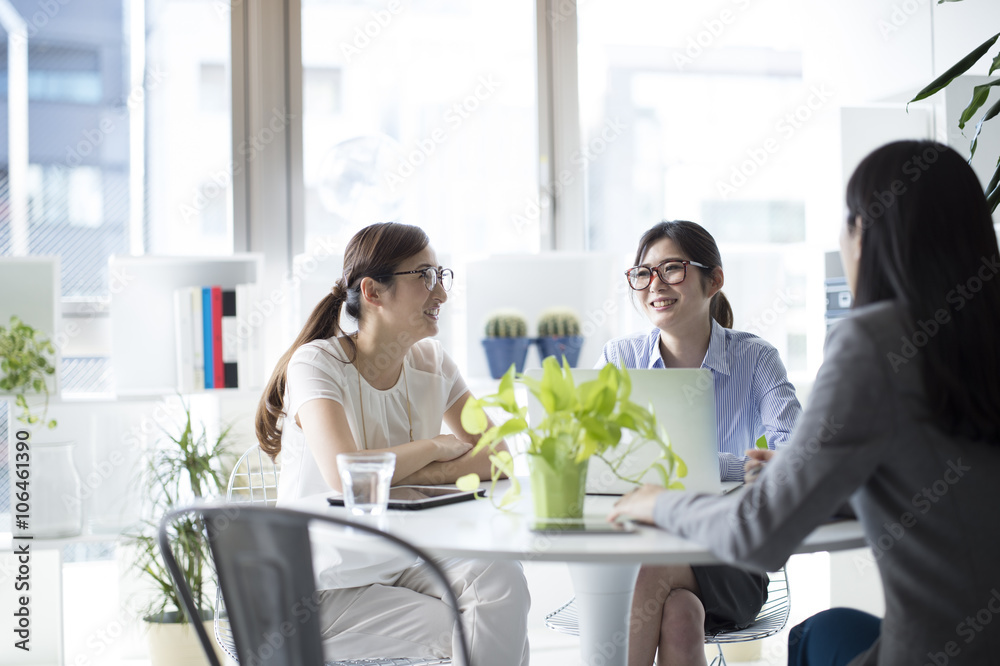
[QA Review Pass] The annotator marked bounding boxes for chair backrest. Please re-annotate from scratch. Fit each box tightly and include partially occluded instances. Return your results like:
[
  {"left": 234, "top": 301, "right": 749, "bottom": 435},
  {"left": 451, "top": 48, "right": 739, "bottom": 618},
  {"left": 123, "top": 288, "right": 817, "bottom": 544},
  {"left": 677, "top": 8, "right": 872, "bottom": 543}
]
[
  {"left": 227, "top": 446, "right": 280, "bottom": 505},
  {"left": 159, "top": 504, "right": 472, "bottom": 666}
]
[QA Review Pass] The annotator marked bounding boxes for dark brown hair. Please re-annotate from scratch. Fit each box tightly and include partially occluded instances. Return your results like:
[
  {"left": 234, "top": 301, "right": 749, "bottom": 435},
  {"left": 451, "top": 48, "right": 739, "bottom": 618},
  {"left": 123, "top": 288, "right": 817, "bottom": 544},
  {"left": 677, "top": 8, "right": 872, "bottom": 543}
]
[
  {"left": 255, "top": 222, "right": 430, "bottom": 459},
  {"left": 846, "top": 140, "right": 1000, "bottom": 440},
  {"left": 632, "top": 220, "right": 733, "bottom": 328}
]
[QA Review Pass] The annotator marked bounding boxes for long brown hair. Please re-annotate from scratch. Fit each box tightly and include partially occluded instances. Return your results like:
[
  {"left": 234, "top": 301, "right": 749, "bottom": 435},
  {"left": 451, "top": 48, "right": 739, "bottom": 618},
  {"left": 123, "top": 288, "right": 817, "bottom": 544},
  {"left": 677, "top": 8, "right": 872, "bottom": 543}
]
[
  {"left": 256, "top": 222, "right": 430, "bottom": 459},
  {"left": 632, "top": 220, "right": 734, "bottom": 328}
]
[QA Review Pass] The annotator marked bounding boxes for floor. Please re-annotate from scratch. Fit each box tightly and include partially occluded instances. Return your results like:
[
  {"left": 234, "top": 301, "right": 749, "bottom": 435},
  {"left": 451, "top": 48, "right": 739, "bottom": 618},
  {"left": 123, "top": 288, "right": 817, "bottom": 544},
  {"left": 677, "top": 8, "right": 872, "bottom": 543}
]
[{"left": 55, "top": 551, "right": 838, "bottom": 665}]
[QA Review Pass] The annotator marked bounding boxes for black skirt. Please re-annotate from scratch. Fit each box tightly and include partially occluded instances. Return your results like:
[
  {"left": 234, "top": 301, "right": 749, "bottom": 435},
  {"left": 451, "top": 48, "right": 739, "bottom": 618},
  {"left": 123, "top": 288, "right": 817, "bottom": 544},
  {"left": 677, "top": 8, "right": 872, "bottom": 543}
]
[{"left": 692, "top": 565, "right": 769, "bottom": 633}]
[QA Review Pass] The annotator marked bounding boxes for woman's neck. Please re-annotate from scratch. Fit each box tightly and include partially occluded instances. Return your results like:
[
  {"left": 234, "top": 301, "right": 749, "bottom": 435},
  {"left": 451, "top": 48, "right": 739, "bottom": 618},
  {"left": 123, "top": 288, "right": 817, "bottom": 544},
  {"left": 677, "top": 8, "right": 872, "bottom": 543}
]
[
  {"left": 657, "top": 317, "right": 713, "bottom": 369},
  {"left": 351, "top": 325, "right": 410, "bottom": 390}
]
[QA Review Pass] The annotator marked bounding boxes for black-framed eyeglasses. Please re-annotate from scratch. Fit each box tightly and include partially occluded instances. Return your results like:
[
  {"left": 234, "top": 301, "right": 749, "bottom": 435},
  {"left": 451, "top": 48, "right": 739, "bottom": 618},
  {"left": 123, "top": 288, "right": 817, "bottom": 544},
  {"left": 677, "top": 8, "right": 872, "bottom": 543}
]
[
  {"left": 375, "top": 267, "right": 454, "bottom": 292},
  {"left": 625, "top": 259, "right": 711, "bottom": 290}
]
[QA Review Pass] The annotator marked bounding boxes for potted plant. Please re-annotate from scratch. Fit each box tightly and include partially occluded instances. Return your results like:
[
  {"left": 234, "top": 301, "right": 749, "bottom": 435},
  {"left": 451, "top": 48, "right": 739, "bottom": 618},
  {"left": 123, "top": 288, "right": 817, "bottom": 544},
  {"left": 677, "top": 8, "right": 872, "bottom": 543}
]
[
  {"left": 126, "top": 399, "right": 233, "bottom": 666},
  {"left": 0, "top": 315, "right": 57, "bottom": 430},
  {"left": 1, "top": 315, "right": 86, "bottom": 538},
  {"left": 481, "top": 310, "right": 531, "bottom": 379},
  {"left": 908, "top": 4, "right": 999, "bottom": 211},
  {"left": 535, "top": 307, "right": 585, "bottom": 368},
  {"left": 457, "top": 357, "right": 686, "bottom": 520}
]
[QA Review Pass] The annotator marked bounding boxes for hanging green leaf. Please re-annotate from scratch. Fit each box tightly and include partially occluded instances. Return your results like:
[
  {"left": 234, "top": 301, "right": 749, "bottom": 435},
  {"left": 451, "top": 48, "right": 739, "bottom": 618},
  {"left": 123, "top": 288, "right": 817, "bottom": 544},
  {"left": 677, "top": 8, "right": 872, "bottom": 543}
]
[
  {"left": 460, "top": 397, "right": 489, "bottom": 435},
  {"left": 991, "top": 52, "right": 1000, "bottom": 75},
  {"left": 456, "top": 473, "right": 481, "bottom": 492},
  {"left": 909, "top": 32, "right": 1000, "bottom": 105},
  {"left": 969, "top": 97, "right": 1000, "bottom": 159},
  {"left": 987, "top": 180, "right": 1000, "bottom": 212},
  {"left": 958, "top": 79, "right": 1000, "bottom": 130},
  {"left": 986, "top": 158, "right": 1000, "bottom": 198}
]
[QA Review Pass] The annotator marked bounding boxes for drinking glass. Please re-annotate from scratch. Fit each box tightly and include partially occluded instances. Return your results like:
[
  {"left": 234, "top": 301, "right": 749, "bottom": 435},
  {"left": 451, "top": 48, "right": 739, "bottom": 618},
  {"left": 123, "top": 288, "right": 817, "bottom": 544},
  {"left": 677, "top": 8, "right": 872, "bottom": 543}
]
[{"left": 336, "top": 451, "right": 396, "bottom": 515}]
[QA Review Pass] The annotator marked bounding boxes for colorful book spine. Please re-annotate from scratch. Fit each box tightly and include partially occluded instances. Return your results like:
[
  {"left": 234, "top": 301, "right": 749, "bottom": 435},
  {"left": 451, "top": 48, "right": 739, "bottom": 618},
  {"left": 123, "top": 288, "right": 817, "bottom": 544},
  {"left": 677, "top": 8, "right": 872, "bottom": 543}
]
[
  {"left": 173, "top": 288, "right": 195, "bottom": 393},
  {"left": 211, "top": 286, "right": 224, "bottom": 388},
  {"left": 221, "top": 288, "right": 239, "bottom": 388},
  {"left": 202, "top": 286, "right": 214, "bottom": 389},
  {"left": 191, "top": 287, "right": 205, "bottom": 390}
]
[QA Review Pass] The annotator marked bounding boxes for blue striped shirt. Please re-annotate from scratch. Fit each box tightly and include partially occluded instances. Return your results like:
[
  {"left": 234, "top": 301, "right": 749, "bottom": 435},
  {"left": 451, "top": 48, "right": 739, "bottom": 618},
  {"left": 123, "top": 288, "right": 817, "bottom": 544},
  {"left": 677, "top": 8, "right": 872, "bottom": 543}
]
[{"left": 598, "top": 321, "right": 802, "bottom": 481}]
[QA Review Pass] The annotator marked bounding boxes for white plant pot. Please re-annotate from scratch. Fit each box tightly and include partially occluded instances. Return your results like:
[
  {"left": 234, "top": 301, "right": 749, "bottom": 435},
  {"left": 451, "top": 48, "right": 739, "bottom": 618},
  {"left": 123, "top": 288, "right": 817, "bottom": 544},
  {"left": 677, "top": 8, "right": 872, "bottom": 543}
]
[{"left": 145, "top": 612, "right": 230, "bottom": 666}]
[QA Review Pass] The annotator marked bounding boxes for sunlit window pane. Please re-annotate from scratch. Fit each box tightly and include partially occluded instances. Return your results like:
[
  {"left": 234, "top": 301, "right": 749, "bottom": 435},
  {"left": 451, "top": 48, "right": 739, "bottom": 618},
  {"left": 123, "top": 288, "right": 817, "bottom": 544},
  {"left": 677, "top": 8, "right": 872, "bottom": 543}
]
[
  {"left": 301, "top": 0, "right": 537, "bottom": 255},
  {"left": 579, "top": 0, "right": 813, "bottom": 377}
]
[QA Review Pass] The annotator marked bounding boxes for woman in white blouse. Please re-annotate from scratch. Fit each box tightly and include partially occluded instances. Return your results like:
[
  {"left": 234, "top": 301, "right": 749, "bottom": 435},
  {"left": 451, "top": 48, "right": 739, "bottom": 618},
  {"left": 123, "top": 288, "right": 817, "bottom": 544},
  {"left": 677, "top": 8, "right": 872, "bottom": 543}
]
[{"left": 255, "top": 222, "right": 529, "bottom": 665}]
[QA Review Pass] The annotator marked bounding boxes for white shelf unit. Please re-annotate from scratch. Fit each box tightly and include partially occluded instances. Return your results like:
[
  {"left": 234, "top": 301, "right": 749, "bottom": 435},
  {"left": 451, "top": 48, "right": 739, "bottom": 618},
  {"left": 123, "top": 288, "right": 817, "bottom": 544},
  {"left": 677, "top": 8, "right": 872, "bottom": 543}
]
[{"left": 108, "top": 254, "right": 264, "bottom": 397}]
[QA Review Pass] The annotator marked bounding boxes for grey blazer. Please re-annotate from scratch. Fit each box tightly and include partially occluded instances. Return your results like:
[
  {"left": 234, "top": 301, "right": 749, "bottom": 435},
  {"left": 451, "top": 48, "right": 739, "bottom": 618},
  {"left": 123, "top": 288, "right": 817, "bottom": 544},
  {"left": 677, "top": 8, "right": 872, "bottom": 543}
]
[{"left": 652, "top": 301, "right": 1000, "bottom": 665}]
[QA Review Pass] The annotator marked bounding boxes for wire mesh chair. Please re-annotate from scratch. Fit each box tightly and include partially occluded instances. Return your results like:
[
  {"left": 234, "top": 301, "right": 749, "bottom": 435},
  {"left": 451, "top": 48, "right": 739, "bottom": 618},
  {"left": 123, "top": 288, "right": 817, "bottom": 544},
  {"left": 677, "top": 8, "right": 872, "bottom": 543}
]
[
  {"left": 213, "top": 446, "right": 454, "bottom": 666},
  {"left": 213, "top": 447, "right": 280, "bottom": 663},
  {"left": 160, "top": 504, "right": 468, "bottom": 666},
  {"left": 544, "top": 567, "right": 790, "bottom": 666}
]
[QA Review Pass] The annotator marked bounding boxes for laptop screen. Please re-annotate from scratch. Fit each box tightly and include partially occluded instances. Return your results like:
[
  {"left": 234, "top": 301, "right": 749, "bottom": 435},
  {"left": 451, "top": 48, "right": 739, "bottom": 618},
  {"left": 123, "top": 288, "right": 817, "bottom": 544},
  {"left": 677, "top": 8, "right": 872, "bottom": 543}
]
[{"left": 524, "top": 368, "right": 721, "bottom": 495}]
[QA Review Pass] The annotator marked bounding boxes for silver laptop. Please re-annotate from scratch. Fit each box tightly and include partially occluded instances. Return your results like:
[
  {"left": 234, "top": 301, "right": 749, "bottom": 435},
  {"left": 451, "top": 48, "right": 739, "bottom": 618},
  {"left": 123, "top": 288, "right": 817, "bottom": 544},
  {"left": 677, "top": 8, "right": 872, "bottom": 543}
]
[{"left": 524, "top": 368, "right": 721, "bottom": 495}]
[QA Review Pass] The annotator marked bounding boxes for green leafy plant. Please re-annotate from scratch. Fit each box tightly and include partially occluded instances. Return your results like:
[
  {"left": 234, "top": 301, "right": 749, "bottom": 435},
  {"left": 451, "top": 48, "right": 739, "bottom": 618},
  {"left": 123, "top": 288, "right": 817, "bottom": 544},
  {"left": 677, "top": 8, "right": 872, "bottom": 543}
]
[
  {"left": 536, "top": 307, "right": 581, "bottom": 338},
  {"left": 127, "top": 400, "right": 233, "bottom": 624},
  {"left": 0, "top": 315, "right": 57, "bottom": 429},
  {"left": 457, "top": 356, "right": 686, "bottom": 507},
  {"left": 908, "top": 3, "right": 1000, "bottom": 211},
  {"left": 483, "top": 310, "right": 528, "bottom": 338}
]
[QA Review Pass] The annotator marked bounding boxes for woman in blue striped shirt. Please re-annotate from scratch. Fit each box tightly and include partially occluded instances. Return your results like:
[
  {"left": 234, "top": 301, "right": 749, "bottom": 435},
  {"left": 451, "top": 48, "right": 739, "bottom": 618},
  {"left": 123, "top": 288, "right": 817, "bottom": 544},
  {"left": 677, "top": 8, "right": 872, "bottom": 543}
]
[{"left": 599, "top": 220, "right": 801, "bottom": 666}]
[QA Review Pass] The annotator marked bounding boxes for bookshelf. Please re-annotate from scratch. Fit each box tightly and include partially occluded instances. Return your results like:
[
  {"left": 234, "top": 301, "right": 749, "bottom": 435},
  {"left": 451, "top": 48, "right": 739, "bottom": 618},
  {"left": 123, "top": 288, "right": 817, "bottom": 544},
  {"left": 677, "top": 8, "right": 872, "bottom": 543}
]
[{"left": 108, "top": 254, "right": 264, "bottom": 397}]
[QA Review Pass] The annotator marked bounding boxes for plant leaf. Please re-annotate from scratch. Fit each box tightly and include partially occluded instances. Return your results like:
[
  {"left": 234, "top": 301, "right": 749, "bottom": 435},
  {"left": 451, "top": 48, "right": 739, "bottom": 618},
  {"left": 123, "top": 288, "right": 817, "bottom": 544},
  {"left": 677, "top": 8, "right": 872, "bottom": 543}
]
[
  {"left": 455, "top": 473, "right": 481, "bottom": 491},
  {"left": 539, "top": 436, "right": 559, "bottom": 468},
  {"left": 909, "top": 32, "right": 1000, "bottom": 105},
  {"left": 958, "top": 78, "right": 1000, "bottom": 130},
  {"left": 460, "top": 398, "right": 489, "bottom": 435},
  {"left": 985, "top": 159, "right": 1000, "bottom": 205},
  {"left": 493, "top": 417, "right": 529, "bottom": 441},
  {"left": 992, "top": 52, "right": 1000, "bottom": 75},
  {"left": 969, "top": 97, "right": 1000, "bottom": 158}
]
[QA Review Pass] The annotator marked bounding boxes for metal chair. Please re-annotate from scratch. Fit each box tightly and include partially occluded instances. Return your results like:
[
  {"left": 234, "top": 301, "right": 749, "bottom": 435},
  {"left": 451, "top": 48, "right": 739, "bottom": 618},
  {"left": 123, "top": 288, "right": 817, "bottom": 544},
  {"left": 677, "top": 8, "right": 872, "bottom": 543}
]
[
  {"left": 213, "top": 446, "right": 280, "bottom": 663},
  {"left": 544, "top": 567, "right": 790, "bottom": 666},
  {"left": 213, "top": 446, "right": 455, "bottom": 666},
  {"left": 159, "top": 503, "right": 470, "bottom": 666}
]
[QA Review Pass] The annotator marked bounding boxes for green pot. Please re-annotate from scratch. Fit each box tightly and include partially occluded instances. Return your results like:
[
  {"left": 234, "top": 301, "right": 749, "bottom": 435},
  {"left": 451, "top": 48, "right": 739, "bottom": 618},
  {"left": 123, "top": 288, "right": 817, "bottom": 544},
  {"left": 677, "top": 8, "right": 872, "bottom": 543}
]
[{"left": 529, "top": 454, "right": 589, "bottom": 520}]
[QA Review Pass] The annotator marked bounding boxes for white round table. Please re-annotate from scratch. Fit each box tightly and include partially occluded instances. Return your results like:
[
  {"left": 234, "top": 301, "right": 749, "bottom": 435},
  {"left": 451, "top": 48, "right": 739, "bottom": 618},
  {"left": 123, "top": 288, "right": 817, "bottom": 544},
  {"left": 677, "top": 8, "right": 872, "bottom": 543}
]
[{"left": 289, "top": 480, "right": 867, "bottom": 666}]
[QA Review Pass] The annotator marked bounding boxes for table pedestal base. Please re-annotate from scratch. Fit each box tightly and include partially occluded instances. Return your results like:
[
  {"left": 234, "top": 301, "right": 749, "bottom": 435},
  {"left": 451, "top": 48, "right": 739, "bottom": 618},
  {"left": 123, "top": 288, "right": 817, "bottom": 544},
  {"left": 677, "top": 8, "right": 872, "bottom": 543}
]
[{"left": 568, "top": 562, "right": 640, "bottom": 666}]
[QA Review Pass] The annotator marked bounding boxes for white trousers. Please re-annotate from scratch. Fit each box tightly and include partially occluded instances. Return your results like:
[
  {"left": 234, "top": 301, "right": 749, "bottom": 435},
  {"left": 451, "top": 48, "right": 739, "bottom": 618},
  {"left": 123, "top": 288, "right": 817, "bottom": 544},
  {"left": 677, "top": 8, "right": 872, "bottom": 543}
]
[{"left": 316, "top": 557, "right": 531, "bottom": 665}]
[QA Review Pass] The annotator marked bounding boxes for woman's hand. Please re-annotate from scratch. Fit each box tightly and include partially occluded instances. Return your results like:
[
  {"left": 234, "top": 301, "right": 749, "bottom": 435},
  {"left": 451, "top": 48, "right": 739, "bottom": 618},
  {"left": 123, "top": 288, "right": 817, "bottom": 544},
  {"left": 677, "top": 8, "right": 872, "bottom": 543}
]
[
  {"left": 431, "top": 434, "right": 474, "bottom": 462},
  {"left": 744, "top": 448, "right": 776, "bottom": 484},
  {"left": 607, "top": 484, "right": 666, "bottom": 525}
]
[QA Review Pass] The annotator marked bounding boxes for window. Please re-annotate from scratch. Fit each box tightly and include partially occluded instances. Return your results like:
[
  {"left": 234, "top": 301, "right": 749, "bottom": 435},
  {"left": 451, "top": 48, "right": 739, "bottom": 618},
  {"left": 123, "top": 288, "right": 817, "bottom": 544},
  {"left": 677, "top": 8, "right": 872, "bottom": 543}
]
[
  {"left": 578, "top": 0, "right": 817, "bottom": 379},
  {"left": 0, "top": 0, "right": 232, "bottom": 536},
  {"left": 300, "top": 0, "right": 538, "bottom": 256}
]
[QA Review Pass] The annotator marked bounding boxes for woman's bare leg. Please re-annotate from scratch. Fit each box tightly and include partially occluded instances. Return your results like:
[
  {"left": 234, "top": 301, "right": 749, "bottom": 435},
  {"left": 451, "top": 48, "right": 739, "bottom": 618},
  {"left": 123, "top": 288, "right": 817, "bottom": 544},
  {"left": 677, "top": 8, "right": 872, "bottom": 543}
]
[{"left": 627, "top": 564, "right": 705, "bottom": 666}]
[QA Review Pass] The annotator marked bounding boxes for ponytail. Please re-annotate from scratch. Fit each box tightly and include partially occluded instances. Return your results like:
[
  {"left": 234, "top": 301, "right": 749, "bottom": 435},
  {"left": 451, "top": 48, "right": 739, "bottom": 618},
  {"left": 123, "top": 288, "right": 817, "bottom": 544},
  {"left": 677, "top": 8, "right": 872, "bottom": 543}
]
[
  {"left": 710, "top": 291, "right": 733, "bottom": 329},
  {"left": 255, "top": 282, "right": 353, "bottom": 460}
]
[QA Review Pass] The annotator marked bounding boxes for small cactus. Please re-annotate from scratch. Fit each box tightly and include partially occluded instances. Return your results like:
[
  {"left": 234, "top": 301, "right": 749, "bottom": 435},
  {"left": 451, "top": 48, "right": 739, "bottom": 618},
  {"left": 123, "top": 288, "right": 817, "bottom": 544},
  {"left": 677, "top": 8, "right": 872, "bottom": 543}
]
[
  {"left": 484, "top": 311, "right": 528, "bottom": 338},
  {"left": 537, "top": 308, "right": 581, "bottom": 338}
]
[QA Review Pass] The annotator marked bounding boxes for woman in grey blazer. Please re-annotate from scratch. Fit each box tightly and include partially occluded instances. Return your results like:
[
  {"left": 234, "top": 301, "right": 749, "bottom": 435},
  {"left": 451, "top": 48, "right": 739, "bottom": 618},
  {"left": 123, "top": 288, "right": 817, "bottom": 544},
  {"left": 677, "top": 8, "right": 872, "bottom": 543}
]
[{"left": 610, "top": 140, "right": 1000, "bottom": 666}]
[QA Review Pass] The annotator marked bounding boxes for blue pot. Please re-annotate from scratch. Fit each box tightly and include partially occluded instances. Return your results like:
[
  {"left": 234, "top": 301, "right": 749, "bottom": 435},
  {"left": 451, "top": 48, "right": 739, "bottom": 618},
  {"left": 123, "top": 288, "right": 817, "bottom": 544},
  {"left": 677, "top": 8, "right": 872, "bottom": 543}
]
[
  {"left": 535, "top": 336, "right": 584, "bottom": 367},
  {"left": 482, "top": 337, "right": 531, "bottom": 379}
]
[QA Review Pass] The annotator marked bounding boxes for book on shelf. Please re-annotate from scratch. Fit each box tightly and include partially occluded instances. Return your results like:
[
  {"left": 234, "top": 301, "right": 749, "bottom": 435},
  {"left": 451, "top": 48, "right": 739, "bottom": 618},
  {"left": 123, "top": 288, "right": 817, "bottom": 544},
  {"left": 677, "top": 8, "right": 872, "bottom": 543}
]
[
  {"left": 202, "top": 286, "right": 214, "bottom": 389},
  {"left": 174, "top": 283, "right": 260, "bottom": 392}
]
